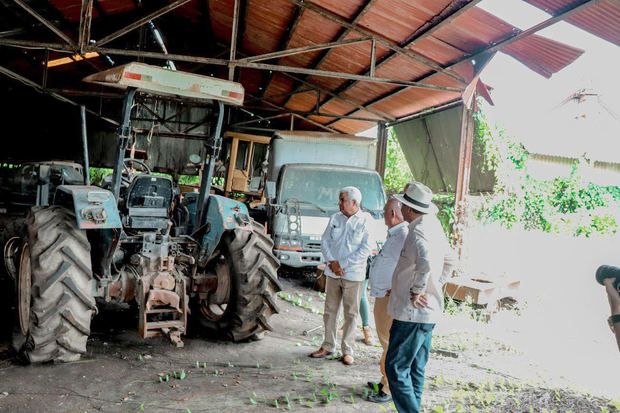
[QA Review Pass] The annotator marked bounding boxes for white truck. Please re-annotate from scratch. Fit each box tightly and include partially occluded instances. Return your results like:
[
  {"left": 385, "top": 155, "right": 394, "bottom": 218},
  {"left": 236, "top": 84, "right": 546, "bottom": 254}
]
[{"left": 264, "top": 131, "right": 387, "bottom": 269}]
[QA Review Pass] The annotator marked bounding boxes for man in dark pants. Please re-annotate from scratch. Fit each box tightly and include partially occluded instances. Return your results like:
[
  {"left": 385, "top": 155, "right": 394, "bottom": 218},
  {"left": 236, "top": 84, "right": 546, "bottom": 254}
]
[{"left": 385, "top": 182, "right": 457, "bottom": 412}]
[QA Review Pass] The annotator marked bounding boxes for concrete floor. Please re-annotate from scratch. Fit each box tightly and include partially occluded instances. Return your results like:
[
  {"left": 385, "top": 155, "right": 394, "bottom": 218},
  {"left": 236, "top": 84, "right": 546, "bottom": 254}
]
[{"left": 0, "top": 276, "right": 616, "bottom": 413}]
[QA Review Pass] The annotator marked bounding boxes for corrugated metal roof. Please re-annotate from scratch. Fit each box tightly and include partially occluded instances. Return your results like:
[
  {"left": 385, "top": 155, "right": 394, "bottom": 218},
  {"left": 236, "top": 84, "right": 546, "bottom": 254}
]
[
  {"left": 525, "top": 0, "right": 620, "bottom": 47},
  {"left": 0, "top": 0, "right": 609, "bottom": 134}
]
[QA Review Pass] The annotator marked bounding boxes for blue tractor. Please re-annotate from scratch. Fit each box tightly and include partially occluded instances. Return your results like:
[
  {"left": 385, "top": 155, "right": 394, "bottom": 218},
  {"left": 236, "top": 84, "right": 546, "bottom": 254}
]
[{"left": 2, "top": 63, "right": 281, "bottom": 362}]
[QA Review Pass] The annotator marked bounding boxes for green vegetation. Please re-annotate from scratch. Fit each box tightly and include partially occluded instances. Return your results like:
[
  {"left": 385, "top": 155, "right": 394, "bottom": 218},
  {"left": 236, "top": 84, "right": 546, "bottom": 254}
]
[
  {"left": 383, "top": 129, "right": 413, "bottom": 196},
  {"left": 474, "top": 109, "right": 620, "bottom": 237}
]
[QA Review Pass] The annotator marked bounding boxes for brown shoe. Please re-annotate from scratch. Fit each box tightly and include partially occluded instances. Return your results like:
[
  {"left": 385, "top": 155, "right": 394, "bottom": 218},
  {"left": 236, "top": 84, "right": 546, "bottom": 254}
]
[
  {"left": 310, "top": 348, "right": 333, "bottom": 358},
  {"left": 363, "top": 326, "right": 372, "bottom": 345},
  {"left": 342, "top": 354, "right": 354, "bottom": 365}
]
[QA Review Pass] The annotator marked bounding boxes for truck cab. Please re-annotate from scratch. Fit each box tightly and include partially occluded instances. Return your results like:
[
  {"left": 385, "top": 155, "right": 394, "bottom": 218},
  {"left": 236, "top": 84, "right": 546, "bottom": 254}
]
[
  {"left": 265, "top": 131, "right": 387, "bottom": 269},
  {"left": 270, "top": 163, "right": 386, "bottom": 268}
]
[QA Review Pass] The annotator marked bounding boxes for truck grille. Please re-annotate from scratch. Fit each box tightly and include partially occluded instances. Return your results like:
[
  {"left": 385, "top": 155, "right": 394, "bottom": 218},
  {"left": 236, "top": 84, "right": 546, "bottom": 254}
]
[{"left": 306, "top": 242, "right": 321, "bottom": 250}]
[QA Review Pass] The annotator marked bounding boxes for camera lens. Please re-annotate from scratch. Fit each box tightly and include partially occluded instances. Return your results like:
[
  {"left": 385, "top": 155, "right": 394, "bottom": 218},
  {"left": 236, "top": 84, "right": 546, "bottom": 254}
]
[{"left": 595, "top": 265, "right": 620, "bottom": 291}]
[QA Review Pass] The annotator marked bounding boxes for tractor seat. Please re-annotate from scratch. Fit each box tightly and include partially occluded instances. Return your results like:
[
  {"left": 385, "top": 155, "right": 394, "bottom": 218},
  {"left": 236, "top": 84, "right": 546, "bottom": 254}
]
[{"left": 124, "top": 175, "right": 174, "bottom": 230}]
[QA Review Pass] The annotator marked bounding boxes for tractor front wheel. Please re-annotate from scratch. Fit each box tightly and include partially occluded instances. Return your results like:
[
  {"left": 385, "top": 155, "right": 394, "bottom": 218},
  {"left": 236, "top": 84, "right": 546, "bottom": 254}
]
[
  {"left": 193, "top": 221, "right": 281, "bottom": 341},
  {"left": 13, "top": 206, "right": 95, "bottom": 363}
]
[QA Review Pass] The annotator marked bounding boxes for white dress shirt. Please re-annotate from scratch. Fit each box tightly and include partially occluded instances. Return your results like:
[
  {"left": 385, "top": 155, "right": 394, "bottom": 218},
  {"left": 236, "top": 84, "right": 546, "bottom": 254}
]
[
  {"left": 368, "top": 221, "right": 409, "bottom": 298},
  {"left": 388, "top": 214, "right": 457, "bottom": 324},
  {"left": 321, "top": 209, "right": 373, "bottom": 282}
]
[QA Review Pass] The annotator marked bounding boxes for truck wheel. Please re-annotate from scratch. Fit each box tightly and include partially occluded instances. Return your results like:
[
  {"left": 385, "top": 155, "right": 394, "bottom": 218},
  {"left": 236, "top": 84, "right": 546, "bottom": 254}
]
[
  {"left": 194, "top": 221, "right": 281, "bottom": 341},
  {"left": 14, "top": 206, "right": 95, "bottom": 363}
]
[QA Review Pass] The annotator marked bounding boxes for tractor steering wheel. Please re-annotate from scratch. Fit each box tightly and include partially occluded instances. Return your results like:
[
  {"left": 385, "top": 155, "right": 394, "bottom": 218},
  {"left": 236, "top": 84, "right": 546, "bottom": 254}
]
[{"left": 122, "top": 158, "right": 152, "bottom": 185}]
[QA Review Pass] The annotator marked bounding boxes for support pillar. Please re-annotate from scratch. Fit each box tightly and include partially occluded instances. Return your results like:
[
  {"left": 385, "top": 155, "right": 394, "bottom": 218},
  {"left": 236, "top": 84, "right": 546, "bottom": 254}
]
[
  {"left": 452, "top": 105, "right": 474, "bottom": 256},
  {"left": 376, "top": 122, "right": 387, "bottom": 179}
]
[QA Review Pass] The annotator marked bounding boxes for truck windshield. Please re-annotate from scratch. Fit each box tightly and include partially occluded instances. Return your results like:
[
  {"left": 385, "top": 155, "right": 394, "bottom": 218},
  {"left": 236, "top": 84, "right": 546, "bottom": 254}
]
[{"left": 279, "top": 168, "right": 385, "bottom": 212}]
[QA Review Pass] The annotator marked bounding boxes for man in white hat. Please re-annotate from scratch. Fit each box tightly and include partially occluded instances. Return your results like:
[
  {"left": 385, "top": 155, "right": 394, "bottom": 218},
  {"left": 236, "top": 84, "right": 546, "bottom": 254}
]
[
  {"left": 310, "top": 186, "right": 373, "bottom": 366},
  {"left": 385, "top": 182, "right": 457, "bottom": 413}
]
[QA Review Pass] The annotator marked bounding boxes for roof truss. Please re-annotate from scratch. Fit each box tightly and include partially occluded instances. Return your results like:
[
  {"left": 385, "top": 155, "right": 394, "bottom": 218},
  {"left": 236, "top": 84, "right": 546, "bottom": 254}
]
[{"left": 0, "top": 0, "right": 604, "bottom": 133}]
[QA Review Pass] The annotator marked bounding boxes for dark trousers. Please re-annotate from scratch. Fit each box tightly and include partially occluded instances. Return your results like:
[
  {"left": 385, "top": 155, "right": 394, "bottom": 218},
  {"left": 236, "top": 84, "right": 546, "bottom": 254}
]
[{"left": 385, "top": 319, "right": 435, "bottom": 413}]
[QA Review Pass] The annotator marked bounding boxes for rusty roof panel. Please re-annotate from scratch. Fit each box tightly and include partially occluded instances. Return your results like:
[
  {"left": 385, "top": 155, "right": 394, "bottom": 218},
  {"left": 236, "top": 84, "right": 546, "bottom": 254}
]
[
  {"left": 503, "top": 34, "right": 584, "bottom": 78},
  {"left": 433, "top": 7, "right": 518, "bottom": 52},
  {"left": 262, "top": 73, "right": 296, "bottom": 105},
  {"left": 304, "top": 75, "right": 350, "bottom": 93},
  {"left": 371, "top": 88, "right": 461, "bottom": 118},
  {"left": 279, "top": 10, "right": 344, "bottom": 68},
  {"left": 408, "top": 36, "right": 468, "bottom": 65},
  {"left": 525, "top": 0, "right": 620, "bottom": 46},
  {"left": 48, "top": 0, "right": 86, "bottom": 22},
  {"left": 374, "top": 55, "right": 434, "bottom": 81},
  {"left": 311, "top": 0, "right": 365, "bottom": 20},
  {"left": 2, "top": 0, "right": 612, "bottom": 136},
  {"left": 286, "top": 89, "right": 321, "bottom": 112},
  {"left": 329, "top": 117, "right": 376, "bottom": 134},
  {"left": 238, "top": 68, "right": 264, "bottom": 95},
  {"left": 320, "top": 99, "right": 361, "bottom": 116},
  {"left": 357, "top": 0, "right": 454, "bottom": 43},
  {"left": 315, "top": 32, "right": 391, "bottom": 76},
  {"left": 209, "top": 0, "right": 235, "bottom": 43},
  {"left": 341, "top": 82, "right": 399, "bottom": 105},
  {"left": 243, "top": 0, "right": 298, "bottom": 55}
]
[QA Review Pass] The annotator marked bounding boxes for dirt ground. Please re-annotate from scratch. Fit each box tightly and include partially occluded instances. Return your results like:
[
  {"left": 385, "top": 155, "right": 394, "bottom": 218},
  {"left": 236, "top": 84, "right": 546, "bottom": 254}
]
[{"left": 0, "top": 271, "right": 618, "bottom": 413}]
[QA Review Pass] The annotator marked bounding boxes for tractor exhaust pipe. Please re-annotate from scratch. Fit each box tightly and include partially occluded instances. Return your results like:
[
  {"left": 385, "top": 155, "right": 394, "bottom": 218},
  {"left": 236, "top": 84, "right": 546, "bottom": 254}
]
[{"left": 80, "top": 105, "right": 90, "bottom": 185}]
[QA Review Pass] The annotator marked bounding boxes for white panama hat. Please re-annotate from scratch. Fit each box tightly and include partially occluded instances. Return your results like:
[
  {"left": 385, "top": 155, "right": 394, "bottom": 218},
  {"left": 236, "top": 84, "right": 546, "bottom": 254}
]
[{"left": 394, "top": 181, "right": 438, "bottom": 214}]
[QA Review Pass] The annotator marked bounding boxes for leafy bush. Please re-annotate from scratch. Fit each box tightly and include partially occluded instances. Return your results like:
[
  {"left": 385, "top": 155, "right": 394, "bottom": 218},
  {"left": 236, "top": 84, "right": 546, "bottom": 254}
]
[
  {"left": 474, "top": 107, "right": 620, "bottom": 237},
  {"left": 383, "top": 128, "right": 412, "bottom": 196}
]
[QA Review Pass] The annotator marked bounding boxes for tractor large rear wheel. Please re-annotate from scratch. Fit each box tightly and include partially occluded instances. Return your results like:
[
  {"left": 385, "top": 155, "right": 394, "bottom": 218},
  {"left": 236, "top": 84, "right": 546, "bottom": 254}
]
[
  {"left": 14, "top": 206, "right": 95, "bottom": 363},
  {"left": 194, "top": 221, "right": 281, "bottom": 341}
]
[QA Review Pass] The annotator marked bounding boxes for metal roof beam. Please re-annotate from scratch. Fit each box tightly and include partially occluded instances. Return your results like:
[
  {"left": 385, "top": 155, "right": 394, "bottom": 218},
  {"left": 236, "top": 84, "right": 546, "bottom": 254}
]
[
  {"left": 280, "top": 72, "right": 394, "bottom": 121},
  {"left": 239, "top": 36, "right": 372, "bottom": 63},
  {"left": 12, "top": 0, "right": 75, "bottom": 46},
  {"left": 78, "top": 0, "right": 94, "bottom": 52},
  {"left": 245, "top": 87, "right": 315, "bottom": 103},
  {"left": 287, "top": 0, "right": 467, "bottom": 84},
  {"left": 95, "top": 0, "right": 191, "bottom": 46},
  {"left": 316, "top": 0, "right": 482, "bottom": 113},
  {"left": 246, "top": 92, "right": 337, "bottom": 132},
  {"left": 236, "top": 61, "right": 463, "bottom": 91},
  {"left": 239, "top": 106, "right": 385, "bottom": 122},
  {"left": 281, "top": 0, "right": 376, "bottom": 107},
  {"left": 228, "top": 0, "right": 241, "bottom": 80},
  {"left": 405, "top": 0, "right": 484, "bottom": 47}
]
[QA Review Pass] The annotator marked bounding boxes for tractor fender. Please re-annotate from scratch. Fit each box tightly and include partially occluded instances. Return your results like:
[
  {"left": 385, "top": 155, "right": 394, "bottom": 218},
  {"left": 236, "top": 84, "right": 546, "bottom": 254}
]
[
  {"left": 198, "top": 195, "right": 252, "bottom": 262},
  {"left": 54, "top": 185, "right": 122, "bottom": 229}
]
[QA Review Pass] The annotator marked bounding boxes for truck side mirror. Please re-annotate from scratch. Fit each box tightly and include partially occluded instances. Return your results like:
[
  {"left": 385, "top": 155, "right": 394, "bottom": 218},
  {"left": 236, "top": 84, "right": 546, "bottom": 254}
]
[{"left": 265, "top": 181, "right": 276, "bottom": 201}]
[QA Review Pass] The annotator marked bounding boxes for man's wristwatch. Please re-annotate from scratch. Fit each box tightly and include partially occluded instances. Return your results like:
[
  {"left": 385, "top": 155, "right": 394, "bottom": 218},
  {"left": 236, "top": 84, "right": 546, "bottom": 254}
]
[{"left": 608, "top": 314, "right": 620, "bottom": 332}]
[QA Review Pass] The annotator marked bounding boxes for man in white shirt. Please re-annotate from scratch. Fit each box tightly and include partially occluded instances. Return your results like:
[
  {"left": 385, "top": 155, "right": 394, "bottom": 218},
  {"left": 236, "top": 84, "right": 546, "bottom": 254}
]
[
  {"left": 310, "top": 186, "right": 373, "bottom": 365},
  {"left": 367, "top": 198, "right": 409, "bottom": 404},
  {"left": 386, "top": 182, "right": 457, "bottom": 413}
]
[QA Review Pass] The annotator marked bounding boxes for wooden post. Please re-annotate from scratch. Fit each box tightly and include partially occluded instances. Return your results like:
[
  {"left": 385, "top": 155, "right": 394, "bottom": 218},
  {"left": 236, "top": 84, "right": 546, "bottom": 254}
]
[
  {"left": 453, "top": 104, "right": 474, "bottom": 256},
  {"left": 225, "top": 136, "right": 239, "bottom": 195}
]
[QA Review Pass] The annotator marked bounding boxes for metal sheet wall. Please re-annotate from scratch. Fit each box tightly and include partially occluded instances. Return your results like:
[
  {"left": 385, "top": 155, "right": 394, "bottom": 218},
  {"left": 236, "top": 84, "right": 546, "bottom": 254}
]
[{"left": 392, "top": 105, "right": 495, "bottom": 194}]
